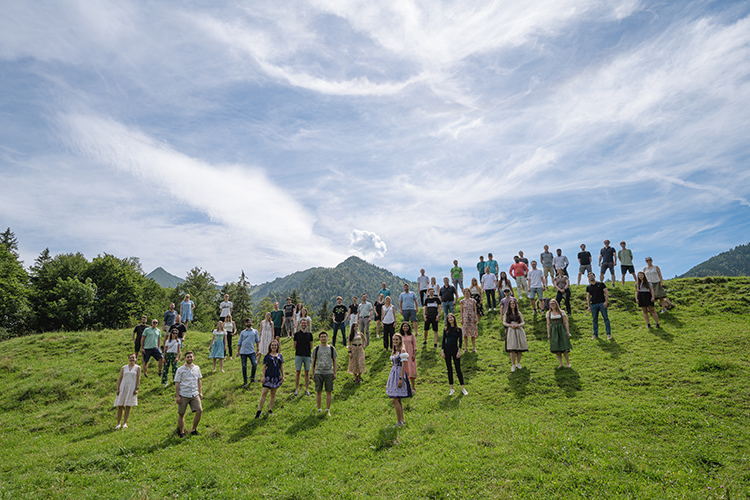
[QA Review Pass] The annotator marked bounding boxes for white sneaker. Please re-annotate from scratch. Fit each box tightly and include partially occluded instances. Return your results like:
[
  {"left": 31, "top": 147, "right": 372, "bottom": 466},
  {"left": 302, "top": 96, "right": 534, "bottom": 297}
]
[
  {"left": 461, "top": 388, "right": 468, "bottom": 395},
  {"left": 511, "top": 365, "right": 516, "bottom": 372},
  {"left": 305, "top": 390, "right": 311, "bottom": 396},
  {"left": 325, "top": 409, "right": 331, "bottom": 416},
  {"left": 516, "top": 363, "right": 522, "bottom": 369},
  {"left": 317, "top": 408, "right": 322, "bottom": 413},
  {"left": 294, "top": 390, "right": 299, "bottom": 396},
  {"left": 114, "top": 424, "right": 121, "bottom": 430},
  {"left": 122, "top": 423, "right": 128, "bottom": 429},
  {"left": 448, "top": 388, "right": 455, "bottom": 396}
]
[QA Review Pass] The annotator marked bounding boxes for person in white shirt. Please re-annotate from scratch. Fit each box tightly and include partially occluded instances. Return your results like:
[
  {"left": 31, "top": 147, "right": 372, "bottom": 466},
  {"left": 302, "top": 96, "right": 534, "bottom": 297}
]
[
  {"left": 527, "top": 260, "right": 546, "bottom": 314},
  {"left": 481, "top": 266, "right": 498, "bottom": 311},
  {"left": 174, "top": 352, "right": 203, "bottom": 438},
  {"left": 553, "top": 249, "right": 570, "bottom": 277},
  {"left": 417, "top": 269, "right": 430, "bottom": 306},
  {"left": 219, "top": 294, "right": 233, "bottom": 321}
]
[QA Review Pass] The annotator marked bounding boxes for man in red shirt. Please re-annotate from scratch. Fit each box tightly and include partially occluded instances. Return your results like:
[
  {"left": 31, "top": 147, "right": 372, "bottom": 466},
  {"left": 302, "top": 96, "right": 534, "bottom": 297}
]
[{"left": 509, "top": 256, "right": 529, "bottom": 301}]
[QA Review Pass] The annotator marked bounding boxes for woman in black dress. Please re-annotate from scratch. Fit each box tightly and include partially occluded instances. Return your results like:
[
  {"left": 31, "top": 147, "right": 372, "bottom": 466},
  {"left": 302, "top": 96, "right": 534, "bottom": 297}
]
[{"left": 635, "top": 271, "right": 660, "bottom": 328}]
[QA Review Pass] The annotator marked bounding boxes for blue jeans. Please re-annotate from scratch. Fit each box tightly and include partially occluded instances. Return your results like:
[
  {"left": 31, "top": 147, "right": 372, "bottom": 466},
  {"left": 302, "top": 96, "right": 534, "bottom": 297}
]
[
  {"left": 485, "top": 289, "right": 496, "bottom": 310},
  {"left": 590, "top": 303, "right": 611, "bottom": 337},
  {"left": 240, "top": 353, "right": 257, "bottom": 384},
  {"left": 442, "top": 302, "right": 454, "bottom": 325},
  {"left": 332, "top": 321, "right": 347, "bottom": 347}
]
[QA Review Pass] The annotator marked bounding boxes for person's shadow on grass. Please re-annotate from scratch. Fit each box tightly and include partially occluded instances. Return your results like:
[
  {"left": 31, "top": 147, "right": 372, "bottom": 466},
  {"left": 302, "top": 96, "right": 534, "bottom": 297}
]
[
  {"left": 598, "top": 337, "right": 625, "bottom": 359},
  {"left": 227, "top": 417, "right": 267, "bottom": 442},
  {"left": 554, "top": 367, "right": 582, "bottom": 397},
  {"left": 333, "top": 378, "right": 361, "bottom": 403},
  {"left": 286, "top": 412, "right": 326, "bottom": 437},
  {"left": 507, "top": 368, "right": 531, "bottom": 398}
]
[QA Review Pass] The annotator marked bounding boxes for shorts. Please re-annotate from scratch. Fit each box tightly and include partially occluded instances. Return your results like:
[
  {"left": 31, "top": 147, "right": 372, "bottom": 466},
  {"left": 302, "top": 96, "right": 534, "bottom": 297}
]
[
  {"left": 295, "top": 356, "right": 312, "bottom": 371},
  {"left": 601, "top": 262, "right": 615, "bottom": 272},
  {"left": 177, "top": 395, "right": 202, "bottom": 414},
  {"left": 134, "top": 340, "right": 141, "bottom": 353},
  {"left": 528, "top": 287, "right": 544, "bottom": 301},
  {"left": 402, "top": 309, "right": 417, "bottom": 322},
  {"left": 219, "top": 316, "right": 227, "bottom": 322},
  {"left": 621, "top": 265, "right": 635, "bottom": 274},
  {"left": 579, "top": 264, "right": 592, "bottom": 274},
  {"left": 314, "top": 373, "right": 335, "bottom": 392},
  {"left": 424, "top": 318, "right": 438, "bottom": 332},
  {"left": 543, "top": 266, "right": 555, "bottom": 279},
  {"left": 273, "top": 327, "right": 282, "bottom": 337},
  {"left": 143, "top": 348, "right": 163, "bottom": 364}
]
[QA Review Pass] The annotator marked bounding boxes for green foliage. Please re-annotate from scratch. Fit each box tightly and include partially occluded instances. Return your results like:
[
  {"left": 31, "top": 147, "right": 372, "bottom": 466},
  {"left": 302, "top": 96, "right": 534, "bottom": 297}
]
[
  {"left": 48, "top": 276, "right": 97, "bottom": 331},
  {"left": 30, "top": 252, "right": 90, "bottom": 331},
  {"left": 85, "top": 254, "right": 146, "bottom": 328},
  {"left": 681, "top": 242, "right": 750, "bottom": 277},
  {"left": 0, "top": 246, "right": 30, "bottom": 336},
  {"left": 0, "top": 228, "right": 19, "bottom": 258},
  {"left": 317, "top": 298, "right": 332, "bottom": 329},
  {"left": 218, "top": 271, "right": 252, "bottom": 323},
  {"left": 173, "top": 267, "right": 218, "bottom": 328}
]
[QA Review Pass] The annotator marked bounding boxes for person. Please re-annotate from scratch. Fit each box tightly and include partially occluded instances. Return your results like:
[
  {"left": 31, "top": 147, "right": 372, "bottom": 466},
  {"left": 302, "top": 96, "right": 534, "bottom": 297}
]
[
  {"left": 331, "top": 296, "right": 349, "bottom": 348},
  {"left": 422, "top": 287, "right": 441, "bottom": 348},
  {"left": 399, "top": 283, "right": 420, "bottom": 336},
  {"left": 553, "top": 248, "right": 570, "bottom": 277},
  {"left": 586, "top": 273, "right": 611, "bottom": 340},
  {"left": 440, "top": 277, "right": 457, "bottom": 327},
  {"left": 114, "top": 353, "right": 140, "bottom": 429},
  {"left": 180, "top": 295, "right": 195, "bottom": 328},
  {"left": 271, "top": 302, "right": 284, "bottom": 340},
  {"left": 132, "top": 315, "right": 148, "bottom": 364},
  {"left": 162, "top": 329, "right": 182, "bottom": 387},
  {"left": 399, "top": 322, "right": 418, "bottom": 391},
  {"left": 348, "top": 296, "right": 359, "bottom": 337},
  {"left": 168, "top": 315, "right": 187, "bottom": 344},
  {"left": 429, "top": 276, "right": 440, "bottom": 297},
  {"left": 140, "top": 319, "right": 164, "bottom": 378},
  {"left": 347, "top": 324, "right": 366, "bottom": 383},
  {"left": 460, "top": 288, "right": 478, "bottom": 352},
  {"left": 509, "top": 256, "right": 529, "bottom": 301},
  {"left": 599, "top": 239, "right": 617, "bottom": 287},
  {"left": 174, "top": 351, "right": 203, "bottom": 437},
  {"left": 486, "top": 253, "right": 499, "bottom": 277},
  {"left": 518, "top": 250, "right": 529, "bottom": 266},
  {"left": 386, "top": 333, "right": 412, "bottom": 427},
  {"left": 527, "top": 260, "right": 546, "bottom": 314},
  {"left": 577, "top": 244, "right": 593, "bottom": 285},
  {"left": 312, "top": 332, "right": 337, "bottom": 415},
  {"left": 219, "top": 294, "right": 233, "bottom": 321},
  {"left": 299, "top": 308, "right": 313, "bottom": 333},
  {"left": 503, "top": 299, "right": 528, "bottom": 372},
  {"left": 476, "top": 255, "right": 486, "bottom": 280},
  {"left": 553, "top": 267, "right": 572, "bottom": 315},
  {"left": 636, "top": 271, "right": 660, "bottom": 328},
  {"left": 441, "top": 313, "right": 468, "bottom": 395},
  {"left": 224, "top": 313, "right": 236, "bottom": 360},
  {"left": 208, "top": 320, "right": 227, "bottom": 372},
  {"left": 283, "top": 297, "right": 295, "bottom": 338},
  {"left": 259, "top": 312, "right": 274, "bottom": 357},
  {"left": 255, "top": 339, "right": 284, "bottom": 418},
  {"left": 381, "top": 296, "right": 396, "bottom": 350},
  {"left": 540, "top": 245, "right": 555, "bottom": 282},
  {"left": 643, "top": 257, "right": 669, "bottom": 313},
  {"left": 499, "top": 288, "right": 514, "bottom": 315},
  {"left": 163, "top": 303, "right": 177, "bottom": 335},
  {"left": 546, "top": 299, "right": 572, "bottom": 368},
  {"left": 374, "top": 293, "right": 384, "bottom": 341},
  {"left": 379, "top": 282, "right": 391, "bottom": 299},
  {"left": 451, "top": 260, "right": 464, "bottom": 292},
  {"left": 417, "top": 269, "right": 430, "bottom": 306},
  {"left": 238, "top": 318, "right": 260, "bottom": 388},
  {"left": 293, "top": 303, "right": 303, "bottom": 330},
  {"left": 497, "top": 271, "right": 514, "bottom": 297},
  {"left": 619, "top": 241, "right": 635, "bottom": 285},
  {"left": 481, "top": 266, "right": 498, "bottom": 311},
  {"left": 358, "top": 293, "right": 374, "bottom": 344},
  {"left": 293, "top": 318, "right": 314, "bottom": 396},
  {"left": 469, "top": 277, "right": 484, "bottom": 316}
]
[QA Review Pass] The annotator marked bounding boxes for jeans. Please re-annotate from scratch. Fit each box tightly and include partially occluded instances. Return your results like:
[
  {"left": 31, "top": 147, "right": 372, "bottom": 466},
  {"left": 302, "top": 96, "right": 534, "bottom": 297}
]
[
  {"left": 444, "top": 346, "right": 464, "bottom": 385},
  {"left": 485, "top": 289, "right": 496, "bottom": 310},
  {"left": 442, "top": 302, "right": 454, "bottom": 325},
  {"left": 240, "top": 353, "right": 257, "bottom": 384},
  {"left": 383, "top": 323, "right": 395, "bottom": 349},
  {"left": 590, "top": 303, "right": 611, "bottom": 337},
  {"left": 358, "top": 316, "right": 371, "bottom": 344},
  {"left": 556, "top": 289, "right": 571, "bottom": 314},
  {"left": 332, "top": 321, "right": 347, "bottom": 347},
  {"left": 226, "top": 333, "right": 233, "bottom": 357}
]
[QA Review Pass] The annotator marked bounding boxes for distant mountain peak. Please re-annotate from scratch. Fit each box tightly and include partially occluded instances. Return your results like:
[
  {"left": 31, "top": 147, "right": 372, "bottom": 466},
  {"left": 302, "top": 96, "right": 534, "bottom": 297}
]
[{"left": 146, "top": 267, "right": 185, "bottom": 288}]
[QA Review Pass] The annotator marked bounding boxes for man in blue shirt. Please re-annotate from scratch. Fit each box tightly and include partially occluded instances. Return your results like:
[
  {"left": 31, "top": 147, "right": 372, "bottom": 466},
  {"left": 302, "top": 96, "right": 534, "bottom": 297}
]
[
  {"left": 487, "top": 253, "right": 499, "bottom": 277},
  {"left": 237, "top": 318, "right": 260, "bottom": 388},
  {"left": 399, "top": 283, "right": 420, "bottom": 336}
]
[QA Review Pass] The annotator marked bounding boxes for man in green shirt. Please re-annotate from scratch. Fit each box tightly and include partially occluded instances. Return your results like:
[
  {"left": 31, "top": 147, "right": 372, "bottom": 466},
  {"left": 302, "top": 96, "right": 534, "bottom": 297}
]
[
  {"left": 451, "top": 260, "right": 464, "bottom": 292},
  {"left": 312, "top": 332, "right": 338, "bottom": 415},
  {"left": 618, "top": 241, "right": 635, "bottom": 285},
  {"left": 270, "top": 302, "right": 284, "bottom": 340},
  {"left": 141, "top": 319, "right": 164, "bottom": 378}
]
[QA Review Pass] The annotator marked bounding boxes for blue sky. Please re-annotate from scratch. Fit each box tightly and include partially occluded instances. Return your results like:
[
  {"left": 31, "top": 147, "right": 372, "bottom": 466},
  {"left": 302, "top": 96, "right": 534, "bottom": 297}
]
[{"left": 1, "top": 0, "right": 749, "bottom": 285}]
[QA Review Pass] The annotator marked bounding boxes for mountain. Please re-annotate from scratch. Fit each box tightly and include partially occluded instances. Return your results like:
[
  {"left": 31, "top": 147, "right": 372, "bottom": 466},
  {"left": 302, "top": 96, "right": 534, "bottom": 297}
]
[
  {"left": 679, "top": 243, "right": 750, "bottom": 278},
  {"left": 145, "top": 267, "right": 185, "bottom": 288}
]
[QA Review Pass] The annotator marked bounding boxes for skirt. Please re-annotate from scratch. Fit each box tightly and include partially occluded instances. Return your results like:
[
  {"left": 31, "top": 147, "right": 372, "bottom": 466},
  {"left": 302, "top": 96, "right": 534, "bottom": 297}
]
[{"left": 637, "top": 291, "right": 654, "bottom": 308}]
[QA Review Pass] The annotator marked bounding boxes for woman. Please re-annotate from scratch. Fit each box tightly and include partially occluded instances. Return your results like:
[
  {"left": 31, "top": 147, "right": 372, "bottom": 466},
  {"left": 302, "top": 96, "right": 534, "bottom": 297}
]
[
  {"left": 460, "top": 288, "right": 479, "bottom": 352},
  {"left": 224, "top": 313, "right": 236, "bottom": 360},
  {"left": 348, "top": 297, "right": 359, "bottom": 337},
  {"left": 374, "top": 293, "right": 385, "bottom": 340},
  {"left": 503, "top": 299, "right": 528, "bottom": 372},
  {"left": 399, "top": 322, "right": 417, "bottom": 391},
  {"left": 300, "top": 308, "right": 313, "bottom": 333},
  {"left": 259, "top": 311, "right": 274, "bottom": 355},
  {"left": 497, "top": 272, "right": 514, "bottom": 297},
  {"left": 255, "top": 339, "right": 284, "bottom": 418},
  {"left": 469, "top": 277, "right": 484, "bottom": 317},
  {"left": 180, "top": 294, "right": 195, "bottom": 327},
  {"left": 209, "top": 320, "right": 227, "bottom": 372},
  {"left": 643, "top": 258, "right": 669, "bottom": 313},
  {"left": 441, "top": 313, "right": 468, "bottom": 396},
  {"left": 430, "top": 277, "right": 440, "bottom": 296},
  {"left": 546, "top": 299, "right": 572, "bottom": 368},
  {"left": 386, "top": 333, "right": 413, "bottom": 427},
  {"left": 381, "top": 296, "right": 396, "bottom": 350},
  {"left": 162, "top": 329, "right": 182, "bottom": 387},
  {"left": 553, "top": 267, "right": 572, "bottom": 315},
  {"left": 347, "top": 324, "right": 367, "bottom": 382},
  {"left": 114, "top": 353, "right": 140, "bottom": 429},
  {"left": 294, "top": 303, "right": 303, "bottom": 330},
  {"left": 636, "top": 271, "right": 660, "bottom": 328}
]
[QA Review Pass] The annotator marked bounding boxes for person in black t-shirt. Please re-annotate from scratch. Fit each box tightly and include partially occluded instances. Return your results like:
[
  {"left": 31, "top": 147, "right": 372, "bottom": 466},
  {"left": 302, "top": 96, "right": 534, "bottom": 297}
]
[
  {"left": 165, "top": 315, "right": 187, "bottom": 349},
  {"left": 422, "top": 288, "right": 441, "bottom": 348},
  {"left": 283, "top": 297, "right": 296, "bottom": 338},
  {"left": 586, "top": 273, "right": 612, "bottom": 340},
  {"left": 331, "top": 296, "right": 349, "bottom": 348},
  {"left": 598, "top": 239, "right": 617, "bottom": 287},
  {"left": 439, "top": 277, "right": 457, "bottom": 328},
  {"left": 577, "top": 243, "right": 593, "bottom": 285},
  {"left": 293, "top": 318, "right": 314, "bottom": 396},
  {"left": 132, "top": 315, "right": 148, "bottom": 362},
  {"left": 348, "top": 297, "right": 359, "bottom": 336}
]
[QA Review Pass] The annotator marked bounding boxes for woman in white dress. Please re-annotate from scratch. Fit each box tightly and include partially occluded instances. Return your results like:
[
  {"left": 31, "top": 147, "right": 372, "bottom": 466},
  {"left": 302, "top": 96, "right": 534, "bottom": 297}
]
[
  {"left": 114, "top": 353, "right": 141, "bottom": 429},
  {"left": 259, "top": 311, "right": 274, "bottom": 355}
]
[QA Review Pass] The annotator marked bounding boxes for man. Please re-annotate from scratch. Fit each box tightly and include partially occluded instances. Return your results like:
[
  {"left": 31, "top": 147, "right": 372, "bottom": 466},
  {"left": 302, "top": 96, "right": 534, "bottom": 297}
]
[
  {"left": 422, "top": 287, "right": 441, "bottom": 348},
  {"left": 599, "top": 239, "right": 617, "bottom": 287},
  {"left": 399, "top": 283, "right": 420, "bottom": 336},
  {"left": 270, "top": 302, "right": 284, "bottom": 340},
  {"left": 481, "top": 266, "right": 498, "bottom": 311},
  {"left": 527, "top": 260, "right": 546, "bottom": 314},
  {"left": 219, "top": 294, "right": 233, "bottom": 321},
  {"left": 312, "top": 332, "right": 337, "bottom": 415},
  {"left": 450, "top": 260, "right": 464, "bottom": 293},
  {"left": 553, "top": 248, "right": 569, "bottom": 277},
  {"left": 293, "top": 318, "right": 314, "bottom": 396},
  {"left": 577, "top": 244, "right": 593, "bottom": 285},
  {"left": 357, "top": 293, "right": 374, "bottom": 344},
  {"left": 237, "top": 318, "right": 260, "bottom": 388},
  {"left": 379, "top": 282, "right": 391, "bottom": 299},
  {"left": 417, "top": 269, "right": 430, "bottom": 306},
  {"left": 509, "top": 256, "right": 529, "bottom": 301},
  {"left": 518, "top": 250, "right": 529, "bottom": 266},
  {"left": 440, "top": 277, "right": 457, "bottom": 326},
  {"left": 476, "top": 255, "right": 486, "bottom": 280},
  {"left": 163, "top": 303, "right": 176, "bottom": 335},
  {"left": 283, "top": 297, "right": 295, "bottom": 338},
  {"left": 132, "top": 315, "right": 148, "bottom": 363},
  {"left": 174, "top": 351, "right": 203, "bottom": 438},
  {"left": 165, "top": 314, "right": 187, "bottom": 350},
  {"left": 618, "top": 241, "right": 635, "bottom": 285},
  {"left": 586, "top": 273, "right": 612, "bottom": 340},
  {"left": 486, "top": 253, "right": 499, "bottom": 277},
  {"left": 331, "top": 296, "right": 349, "bottom": 348},
  {"left": 540, "top": 245, "right": 555, "bottom": 282},
  {"left": 141, "top": 319, "right": 164, "bottom": 378}
]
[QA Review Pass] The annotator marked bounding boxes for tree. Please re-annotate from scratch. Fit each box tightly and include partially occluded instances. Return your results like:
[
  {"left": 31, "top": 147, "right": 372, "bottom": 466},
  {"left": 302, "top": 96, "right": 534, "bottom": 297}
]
[
  {"left": 85, "top": 254, "right": 147, "bottom": 328},
  {"left": 289, "top": 290, "right": 299, "bottom": 306},
  {"left": 173, "top": 267, "right": 218, "bottom": 328},
  {"left": 253, "top": 295, "right": 275, "bottom": 325},
  {"left": 317, "top": 299, "right": 332, "bottom": 329},
  {"left": 0, "top": 245, "right": 30, "bottom": 336},
  {"left": 29, "top": 252, "right": 90, "bottom": 331},
  {"left": 48, "top": 276, "right": 96, "bottom": 331},
  {"left": 0, "top": 228, "right": 19, "bottom": 259},
  {"left": 229, "top": 270, "right": 253, "bottom": 322}
]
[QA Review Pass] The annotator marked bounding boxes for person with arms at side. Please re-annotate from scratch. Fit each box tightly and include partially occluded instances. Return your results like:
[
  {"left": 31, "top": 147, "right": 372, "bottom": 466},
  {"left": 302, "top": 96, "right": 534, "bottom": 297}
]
[
  {"left": 114, "top": 353, "right": 140, "bottom": 430},
  {"left": 509, "top": 256, "right": 529, "bottom": 301},
  {"left": 374, "top": 293, "right": 384, "bottom": 341},
  {"left": 293, "top": 303, "right": 303, "bottom": 331},
  {"left": 417, "top": 269, "right": 430, "bottom": 307},
  {"left": 386, "top": 333, "right": 413, "bottom": 427},
  {"left": 224, "top": 313, "right": 236, "bottom": 361},
  {"left": 499, "top": 289, "right": 514, "bottom": 316},
  {"left": 379, "top": 282, "right": 391, "bottom": 299},
  {"left": 174, "top": 351, "right": 202, "bottom": 438},
  {"left": 163, "top": 303, "right": 177, "bottom": 337},
  {"left": 299, "top": 307, "right": 313, "bottom": 333},
  {"left": 476, "top": 255, "right": 486, "bottom": 280},
  {"left": 331, "top": 296, "right": 349, "bottom": 348},
  {"left": 451, "top": 260, "right": 464, "bottom": 293},
  {"left": 440, "top": 277, "right": 457, "bottom": 327},
  {"left": 441, "top": 313, "right": 468, "bottom": 396},
  {"left": 577, "top": 244, "right": 592, "bottom": 286},
  {"left": 399, "top": 322, "right": 418, "bottom": 392},
  {"left": 208, "top": 320, "right": 227, "bottom": 372},
  {"left": 347, "top": 324, "right": 367, "bottom": 383},
  {"left": 486, "top": 253, "right": 499, "bottom": 277},
  {"left": 180, "top": 295, "right": 195, "bottom": 329},
  {"left": 518, "top": 250, "right": 529, "bottom": 266},
  {"left": 162, "top": 329, "right": 182, "bottom": 387},
  {"left": 219, "top": 294, "right": 233, "bottom": 321},
  {"left": 271, "top": 302, "right": 284, "bottom": 341},
  {"left": 399, "top": 283, "right": 420, "bottom": 337},
  {"left": 381, "top": 296, "right": 396, "bottom": 350},
  {"left": 293, "top": 318, "right": 314, "bottom": 396},
  {"left": 282, "top": 297, "right": 295, "bottom": 338},
  {"left": 255, "top": 339, "right": 284, "bottom": 418},
  {"left": 540, "top": 245, "right": 555, "bottom": 283},
  {"left": 348, "top": 296, "right": 359, "bottom": 337},
  {"left": 481, "top": 266, "right": 498, "bottom": 311},
  {"left": 168, "top": 315, "right": 187, "bottom": 344},
  {"left": 429, "top": 277, "right": 440, "bottom": 297},
  {"left": 312, "top": 332, "right": 337, "bottom": 415},
  {"left": 586, "top": 273, "right": 612, "bottom": 340},
  {"left": 527, "top": 260, "right": 546, "bottom": 314},
  {"left": 238, "top": 318, "right": 260, "bottom": 388},
  {"left": 469, "top": 277, "right": 484, "bottom": 317},
  {"left": 636, "top": 271, "right": 660, "bottom": 328},
  {"left": 422, "top": 287, "right": 441, "bottom": 348},
  {"left": 553, "top": 248, "right": 570, "bottom": 277},
  {"left": 259, "top": 312, "right": 274, "bottom": 357},
  {"left": 497, "top": 271, "right": 514, "bottom": 298},
  {"left": 503, "top": 299, "right": 528, "bottom": 372},
  {"left": 643, "top": 257, "right": 670, "bottom": 314},
  {"left": 599, "top": 239, "right": 617, "bottom": 287},
  {"left": 553, "top": 267, "right": 572, "bottom": 315},
  {"left": 358, "top": 293, "right": 374, "bottom": 344},
  {"left": 460, "top": 288, "right": 479, "bottom": 352},
  {"left": 547, "top": 299, "right": 572, "bottom": 368},
  {"left": 140, "top": 319, "right": 164, "bottom": 378},
  {"left": 618, "top": 241, "right": 636, "bottom": 285},
  {"left": 132, "top": 315, "right": 148, "bottom": 364}
]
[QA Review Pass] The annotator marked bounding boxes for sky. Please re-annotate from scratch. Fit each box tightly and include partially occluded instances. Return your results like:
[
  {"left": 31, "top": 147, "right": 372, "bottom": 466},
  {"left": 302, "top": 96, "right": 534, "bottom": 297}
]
[{"left": 1, "top": 0, "right": 749, "bottom": 286}]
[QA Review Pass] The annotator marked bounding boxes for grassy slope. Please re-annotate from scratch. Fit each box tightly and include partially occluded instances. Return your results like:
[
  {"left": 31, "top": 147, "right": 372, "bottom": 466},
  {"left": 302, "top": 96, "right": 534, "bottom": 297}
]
[{"left": 0, "top": 278, "right": 748, "bottom": 499}]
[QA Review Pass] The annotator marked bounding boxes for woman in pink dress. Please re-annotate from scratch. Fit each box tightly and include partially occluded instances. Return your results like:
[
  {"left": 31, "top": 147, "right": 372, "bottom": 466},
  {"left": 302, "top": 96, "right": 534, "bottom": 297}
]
[
  {"left": 399, "top": 322, "right": 418, "bottom": 392},
  {"left": 460, "top": 288, "right": 478, "bottom": 352}
]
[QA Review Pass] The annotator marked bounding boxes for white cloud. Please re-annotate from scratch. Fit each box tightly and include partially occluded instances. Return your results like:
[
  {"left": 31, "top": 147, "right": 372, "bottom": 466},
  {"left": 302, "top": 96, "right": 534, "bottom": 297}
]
[{"left": 349, "top": 229, "right": 388, "bottom": 260}]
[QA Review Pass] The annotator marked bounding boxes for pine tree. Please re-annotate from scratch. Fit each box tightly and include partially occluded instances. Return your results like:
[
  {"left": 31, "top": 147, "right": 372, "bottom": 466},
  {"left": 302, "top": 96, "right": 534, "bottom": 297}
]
[
  {"left": 0, "top": 228, "right": 19, "bottom": 258},
  {"left": 317, "top": 299, "right": 332, "bottom": 329}
]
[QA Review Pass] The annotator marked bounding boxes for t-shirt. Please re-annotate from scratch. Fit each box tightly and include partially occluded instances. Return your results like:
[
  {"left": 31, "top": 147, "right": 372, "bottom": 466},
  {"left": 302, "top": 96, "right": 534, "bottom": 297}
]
[
  {"left": 333, "top": 304, "right": 348, "bottom": 322},
  {"left": 509, "top": 262, "right": 528, "bottom": 278},
  {"left": 165, "top": 339, "right": 181, "bottom": 354},
  {"left": 450, "top": 266, "right": 463, "bottom": 280},
  {"left": 142, "top": 327, "right": 161, "bottom": 350},
  {"left": 440, "top": 285, "right": 456, "bottom": 303},
  {"left": 417, "top": 275, "right": 430, "bottom": 291},
  {"left": 174, "top": 364, "right": 202, "bottom": 397},
  {"left": 382, "top": 305, "right": 396, "bottom": 324},
  {"left": 423, "top": 296, "right": 441, "bottom": 319},
  {"left": 283, "top": 304, "right": 295, "bottom": 317},
  {"left": 487, "top": 259, "right": 499, "bottom": 275},
  {"left": 219, "top": 301, "right": 233, "bottom": 316},
  {"left": 379, "top": 288, "right": 391, "bottom": 298},
  {"left": 271, "top": 310, "right": 284, "bottom": 328},
  {"left": 499, "top": 296, "right": 513, "bottom": 315},
  {"left": 528, "top": 269, "right": 544, "bottom": 288},
  {"left": 519, "top": 257, "right": 529, "bottom": 265},
  {"left": 477, "top": 260, "right": 486, "bottom": 273},
  {"left": 399, "top": 291, "right": 418, "bottom": 310},
  {"left": 481, "top": 273, "right": 497, "bottom": 290},
  {"left": 358, "top": 301, "right": 374, "bottom": 318},
  {"left": 163, "top": 310, "right": 176, "bottom": 327},
  {"left": 312, "top": 345, "right": 337, "bottom": 375},
  {"left": 586, "top": 282, "right": 608, "bottom": 304},
  {"left": 553, "top": 255, "right": 569, "bottom": 269},
  {"left": 553, "top": 276, "right": 569, "bottom": 290},
  {"left": 294, "top": 331, "right": 314, "bottom": 357},
  {"left": 578, "top": 251, "right": 592, "bottom": 265},
  {"left": 169, "top": 323, "right": 187, "bottom": 339},
  {"left": 540, "top": 252, "right": 554, "bottom": 267},
  {"left": 618, "top": 248, "right": 633, "bottom": 266},
  {"left": 601, "top": 246, "right": 616, "bottom": 263},
  {"left": 133, "top": 324, "right": 147, "bottom": 339},
  {"left": 349, "top": 304, "right": 358, "bottom": 317}
]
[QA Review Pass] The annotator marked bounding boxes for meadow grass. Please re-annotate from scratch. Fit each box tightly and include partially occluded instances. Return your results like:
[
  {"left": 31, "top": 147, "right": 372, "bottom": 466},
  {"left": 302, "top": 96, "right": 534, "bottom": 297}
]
[{"left": 0, "top": 278, "right": 748, "bottom": 499}]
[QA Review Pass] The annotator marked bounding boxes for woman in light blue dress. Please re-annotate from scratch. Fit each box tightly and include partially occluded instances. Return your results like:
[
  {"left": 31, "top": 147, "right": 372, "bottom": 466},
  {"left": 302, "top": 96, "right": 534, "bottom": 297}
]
[
  {"left": 180, "top": 294, "right": 195, "bottom": 327},
  {"left": 209, "top": 320, "right": 227, "bottom": 372}
]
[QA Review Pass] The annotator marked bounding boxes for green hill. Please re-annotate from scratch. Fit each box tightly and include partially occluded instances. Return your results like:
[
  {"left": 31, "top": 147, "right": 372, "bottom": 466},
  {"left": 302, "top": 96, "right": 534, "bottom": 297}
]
[
  {"left": 680, "top": 242, "right": 750, "bottom": 277},
  {"left": 1, "top": 278, "right": 748, "bottom": 499}
]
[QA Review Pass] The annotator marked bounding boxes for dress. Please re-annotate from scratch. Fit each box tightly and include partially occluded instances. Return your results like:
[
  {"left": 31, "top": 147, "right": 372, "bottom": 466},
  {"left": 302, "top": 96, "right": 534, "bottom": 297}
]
[
  {"left": 402, "top": 334, "right": 417, "bottom": 378},
  {"left": 385, "top": 353, "right": 413, "bottom": 398},
  {"left": 262, "top": 353, "right": 284, "bottom": 388},
  {"left": 548, "top": 314, "right": 572, "bottom": 353},
  {"left": 460, "top": 297, "right": 478, "bottom": 337},
  {"left": 504, "top": 316, "right": 528, "bottom": 353},
  {"left": 180, "top": 300, "right": 194, "bottom": 321},
  {"left": 259, "top": 320, "right": 274, "bottom": 355},
  {"left": 113, "top": 365, "right": 139, "bottom": 407},
  {"left": 347, "top": 333, "right": 366, "bottom": 375},
  {"left": 208, "top": 330, "right": 226, "bottom": 359}
]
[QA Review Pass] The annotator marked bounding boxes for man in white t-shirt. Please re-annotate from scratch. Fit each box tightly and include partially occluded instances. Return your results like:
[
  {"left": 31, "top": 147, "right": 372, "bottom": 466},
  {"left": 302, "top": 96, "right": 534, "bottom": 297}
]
[
  {"left": 417, "top": 269, "right": 430, "bottom": 306},
  {"left": 527, "top": 260, "right": 546, "bottom": 314},
  {"left": 174, "top": 351, "right": 203, "bottom": 438},
  {"left": 481, "top": 266, "right": 498, "bottom": 311},
  {"left": 219, "top": 294, "right": 233, "bottom": 321}
]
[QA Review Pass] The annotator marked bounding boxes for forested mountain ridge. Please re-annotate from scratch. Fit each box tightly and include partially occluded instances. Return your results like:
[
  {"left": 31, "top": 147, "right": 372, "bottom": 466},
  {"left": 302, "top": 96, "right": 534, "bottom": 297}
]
[{"left": 680, "top": 242, "right": 750, "bottom": 278}]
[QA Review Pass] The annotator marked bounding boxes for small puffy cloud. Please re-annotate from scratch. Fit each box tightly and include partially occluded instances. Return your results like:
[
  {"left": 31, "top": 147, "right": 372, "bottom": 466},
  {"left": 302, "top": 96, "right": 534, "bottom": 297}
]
[{"left": 349, "top": 229, "right": 387, "bottom": 260}]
